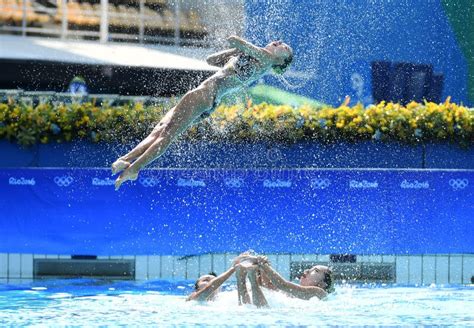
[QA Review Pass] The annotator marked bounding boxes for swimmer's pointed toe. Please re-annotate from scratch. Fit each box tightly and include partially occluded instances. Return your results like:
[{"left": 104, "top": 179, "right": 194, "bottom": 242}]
[
  {"left": 111, "top": 159, "right": 131, "bottom": 175},
  {"left": 114, "top": 178, "right": 123, "bottom": 191}
]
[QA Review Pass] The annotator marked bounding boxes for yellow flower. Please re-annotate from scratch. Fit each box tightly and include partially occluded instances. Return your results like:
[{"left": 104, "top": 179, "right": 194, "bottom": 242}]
[
  {"left": 1, "top": 98, "right": 473, "bottom": 146},
  {"left": 406, "top": 101, "right": 418, "bottom": 110}
]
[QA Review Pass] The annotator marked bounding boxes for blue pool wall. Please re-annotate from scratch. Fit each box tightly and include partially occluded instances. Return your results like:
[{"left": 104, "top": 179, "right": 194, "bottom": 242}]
[
  {"left": 1, "top": 140, "right": 473, "bottom": 169},
  {"left": 244, "top": 0, "right": 471, "bottom": 107},
  {"left": 0, "top": 141, "right": 473, "bottom": 256},
  {"left": 0, "top": 167, "right": 473, "bottom": 256}
]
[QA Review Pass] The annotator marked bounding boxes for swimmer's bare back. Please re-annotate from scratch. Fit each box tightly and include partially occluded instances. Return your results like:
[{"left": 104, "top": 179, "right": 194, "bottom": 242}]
[{"left": 112, "top": 36, "right": 293, "bottom": 190}]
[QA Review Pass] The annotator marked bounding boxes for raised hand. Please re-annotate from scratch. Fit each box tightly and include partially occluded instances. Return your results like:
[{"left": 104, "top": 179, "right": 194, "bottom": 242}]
[
  {"left": 256, "top": 255, "right": 270, "bottom": 266},
  {"left": 232, "top": 251, "right": 257, "bottom": 266},
  {"left": 233, "top": 253, "right": 271, "bottom": 268}
]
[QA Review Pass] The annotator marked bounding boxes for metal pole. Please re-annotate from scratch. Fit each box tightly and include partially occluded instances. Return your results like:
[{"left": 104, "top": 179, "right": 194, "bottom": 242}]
[
  {"left": 61, "top": 0, "right": 68, "bottom": 40},
  {"left": 100, "top": 0, "right": 109, "bottom": 43},
  {"left": 139, "top": 0, "right": 144, "bottom": 43},
  {"left": 174, "top": 0, "right": 180, "bottom": 46},
  {"left": 21, "top": 0, "right": 27, "bottom": 36}
]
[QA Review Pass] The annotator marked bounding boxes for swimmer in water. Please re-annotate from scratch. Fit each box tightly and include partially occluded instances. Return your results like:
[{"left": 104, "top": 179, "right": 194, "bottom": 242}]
[
  {"left": 186, "top": 270, "right": 233, "bottom": 302},
  {"left": 186, "top": 253, "right": 256, "bottom": 302},
  {"left": 240, "top": 255, "right": 334, "bottom": 301},
  {"left": 112, "top": 35, "right": 293, "bottom": 190}
]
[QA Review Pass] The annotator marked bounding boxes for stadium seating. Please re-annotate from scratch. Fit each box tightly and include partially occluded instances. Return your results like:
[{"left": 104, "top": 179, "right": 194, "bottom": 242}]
[
  {"left": 0, "top": 0, "right": 206, "bottom": 41},
  {"left": 0, "top": 0, "right": 50, "bottom": 25}
]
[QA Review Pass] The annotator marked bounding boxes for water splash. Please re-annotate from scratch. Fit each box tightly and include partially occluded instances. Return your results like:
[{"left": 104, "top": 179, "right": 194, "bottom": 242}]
[{"left": 273, "top": 68, "right": 319, "bottom": 90}]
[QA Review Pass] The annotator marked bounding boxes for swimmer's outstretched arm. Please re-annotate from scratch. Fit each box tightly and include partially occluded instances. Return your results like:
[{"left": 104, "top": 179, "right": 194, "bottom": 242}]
[
  {"left": 186, "top": 266, "right": 236, "bottom": 302},
  {"left": 227, "top": 35, "right": 272, "bottom": 64},
  {"left": 206, "top": 48, "right": 240, "bottom": 67},
  {"left": 258, "top": 262, "right": 327, "bottom": 300}
]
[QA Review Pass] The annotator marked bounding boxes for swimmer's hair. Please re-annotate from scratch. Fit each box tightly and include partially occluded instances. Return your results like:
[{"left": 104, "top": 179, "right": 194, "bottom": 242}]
[
  {"left": 194, "top": 272, "right": 218, "bottom": 290},
  {"left": 323, "top": 269, "right": 335, "bottom": 294},
  {"left": 272, "top": 49, "right": 293, "bottom": 74}
]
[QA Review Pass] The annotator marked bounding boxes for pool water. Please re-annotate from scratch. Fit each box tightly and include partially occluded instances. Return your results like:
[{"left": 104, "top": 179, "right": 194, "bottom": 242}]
[{"left": 0, "top": 279, "right": 473, "bottom": 326}]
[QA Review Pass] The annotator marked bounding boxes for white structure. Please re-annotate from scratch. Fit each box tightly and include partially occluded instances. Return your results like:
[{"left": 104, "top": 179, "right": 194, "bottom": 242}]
[{"left": 0, "top": 34, "right": 218, "bottom": 71}]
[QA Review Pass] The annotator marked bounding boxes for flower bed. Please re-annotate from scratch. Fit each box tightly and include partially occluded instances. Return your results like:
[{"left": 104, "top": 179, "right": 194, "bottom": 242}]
[{"left": 0, "top": 98, "right": 472, "bottom": 147}]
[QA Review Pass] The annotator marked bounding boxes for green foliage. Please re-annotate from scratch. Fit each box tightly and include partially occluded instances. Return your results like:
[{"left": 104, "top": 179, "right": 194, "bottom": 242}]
[
  {"left": 0, "top": 97, "right": 472, "bottom": 147},
  {"left": 0, "top": 99, "right": 164, "bottom": 146}
]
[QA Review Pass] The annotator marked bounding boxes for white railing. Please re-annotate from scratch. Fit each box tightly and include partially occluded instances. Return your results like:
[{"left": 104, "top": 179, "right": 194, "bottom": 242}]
[{"left": 0, "top": 0, "right": 210, "bottom": 46}]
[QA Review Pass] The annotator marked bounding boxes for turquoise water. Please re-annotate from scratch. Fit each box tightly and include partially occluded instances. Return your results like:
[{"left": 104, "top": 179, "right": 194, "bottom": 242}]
[{"left": 0, "top": 279, "right": 473, "bottom": 326}]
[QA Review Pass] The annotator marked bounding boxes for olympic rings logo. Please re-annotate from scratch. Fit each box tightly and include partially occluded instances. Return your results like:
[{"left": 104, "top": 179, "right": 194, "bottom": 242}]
[
  {"left": 139, "top": 177, "right": 159, "bottom": 187},
  {"left": 266, "top": 148, "right": 283, "bottom": 162},
  {"left": 54, "top": 175, "right": 74, "bottom": 187},
  {"left": 225, "top": 178, "right": 244, "bottom": 188},
  {"left": 449, "top": 179, "right": 469, "bottom": 190},
  {"left": 311, "top": 178, "right": 331, "bottom": 189}
]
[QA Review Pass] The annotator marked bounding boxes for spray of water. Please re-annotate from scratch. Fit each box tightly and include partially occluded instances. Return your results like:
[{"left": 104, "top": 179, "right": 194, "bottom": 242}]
[
  {"left": 273, "top": 68, "right": 319, "bottom": 90},
  {"left": 243, "top": 0, "right": 326, "bottom": 93}
]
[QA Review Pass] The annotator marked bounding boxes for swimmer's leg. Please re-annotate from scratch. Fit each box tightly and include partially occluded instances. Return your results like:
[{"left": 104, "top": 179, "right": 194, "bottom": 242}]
[
  {"left": 111, "top": 159, "right": 131, "bottom": 175},
  {"left": 114, "top": 132, "right": 174, "bottom": 190},
  {"left": 115, "top": 91, "right": 214, "bottom": 190},
  {"left": 111, "top": 109, "right": 175, "bottom": 174}
]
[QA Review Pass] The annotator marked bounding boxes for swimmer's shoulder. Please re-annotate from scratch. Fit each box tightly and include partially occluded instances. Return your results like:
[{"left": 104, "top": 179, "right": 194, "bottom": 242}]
[
  {"left": 186, "top": 291, "right": 204, "bottom": 302},
  {"left": 186, "top": 291, "right": 215, "bottom": 302},
  {"left": 291, "top": 285, "right": 327, "bottom": 300},
  {"left": 304, "top": 286, "right": 328, "bottom": 300}
]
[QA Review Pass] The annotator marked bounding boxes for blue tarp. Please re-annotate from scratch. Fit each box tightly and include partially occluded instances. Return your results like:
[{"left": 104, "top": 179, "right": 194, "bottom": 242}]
[{"left": 0, "top": 168, "right": 472, "bottom": 255}]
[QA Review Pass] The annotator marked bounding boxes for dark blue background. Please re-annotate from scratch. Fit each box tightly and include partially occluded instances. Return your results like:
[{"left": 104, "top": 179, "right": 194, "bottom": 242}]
[
  {"left": 2, "top": 140, "right": 474, "bottom": 169},
  {"left": 1, "top": 168, "right": 472, "bottom": 255},
  {"left": 245, "top": 0, "right": 470, "bottom": 106}
]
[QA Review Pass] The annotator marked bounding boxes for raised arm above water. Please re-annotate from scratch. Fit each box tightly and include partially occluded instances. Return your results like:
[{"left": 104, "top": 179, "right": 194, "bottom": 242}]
[
  {"left": 227, "top": 35, "right": 272, "bottom": 64},
  {"left": 186, "top": 266, "right": 236, "bottom": 302},
  {"left": 206, "top": 48, "right": 240, "bottom": 67},
  {"left": 258, "top": 262, "right": 327, "bottom": 300}
]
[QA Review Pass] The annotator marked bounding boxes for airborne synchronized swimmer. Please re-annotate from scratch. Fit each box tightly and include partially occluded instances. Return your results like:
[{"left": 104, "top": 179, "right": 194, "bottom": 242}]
[{"left": 112, "top": 35, "right": 293, "bottom": 190}]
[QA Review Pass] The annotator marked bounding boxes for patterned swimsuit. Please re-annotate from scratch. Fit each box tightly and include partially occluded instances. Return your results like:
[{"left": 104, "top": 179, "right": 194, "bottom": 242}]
[
  {"left": 233, "top": 54, "right": 258, "bottom": 82},
  {"left": 198, "top": 54, "right": 257, "bottom": 121}
]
